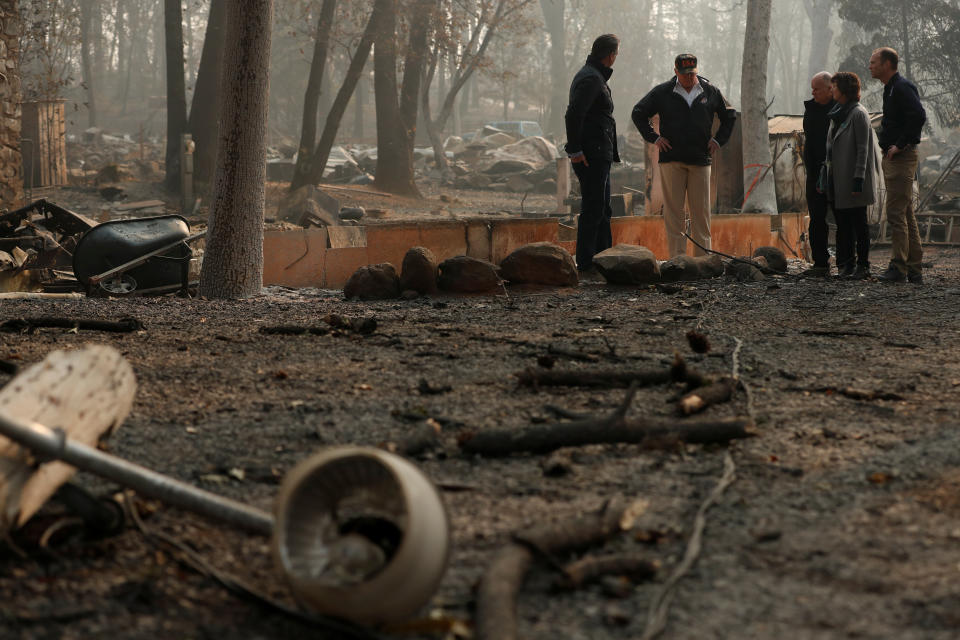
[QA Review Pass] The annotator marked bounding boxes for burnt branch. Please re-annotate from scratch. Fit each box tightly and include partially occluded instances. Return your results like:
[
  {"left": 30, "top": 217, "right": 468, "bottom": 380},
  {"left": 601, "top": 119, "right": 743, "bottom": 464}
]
[
  {"left": 476, "top": 498, "right": 645, "bottom": 640},
  {"left": 0, "top": 317, "right": 144, "bottom": 334},
  {"left": 677, "top": 378, "right": 737, "bottom": 415},
  {"left": 515, "top": 355, "right": 708, "bottom": 390},
  {"left": 556, "top": 553, "right": 660, "bottom": 590},
  {"left": 460, "top": 386, "right": 754, "bottom": 457}
]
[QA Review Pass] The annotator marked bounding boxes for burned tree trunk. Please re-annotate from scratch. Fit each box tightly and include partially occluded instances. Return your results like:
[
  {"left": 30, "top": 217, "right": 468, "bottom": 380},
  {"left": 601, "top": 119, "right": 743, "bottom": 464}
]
[
  {"left": 303, "top": 7, "right": 379, "bottom": 187},
  {"left": 198, "top": 0, "right": 273, "bottom": 299},
  {"left": 372, "top": 0, "right": 421, "bottom": 197},
  {"left": 740, "top": 0, "right": 778, "bottom": 214},
  {"left": 539, "top": 0, "right": 566, "bottom": 137},
  {"left": 164, "top": 0, "right": 188, "bottom": 191},
  {"left": 290, "top": 0, "right": 338, "bottom": 192},
  {"left": 188, "top": 0, "right": 227, "bottom": 185},
  {"left": 420, "top": 0, "right": 516, "bottom": 175},
  {"left": 802, "top": 0, "right": 834, "bottom": 78},
  {"left": 79, "top": 0, "right": 97, "bottom": 127}
]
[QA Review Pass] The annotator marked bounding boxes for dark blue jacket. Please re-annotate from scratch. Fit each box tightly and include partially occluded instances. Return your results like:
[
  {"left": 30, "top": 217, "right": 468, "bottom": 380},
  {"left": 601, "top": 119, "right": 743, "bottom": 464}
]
[
  {"left": 878, "top": 72, "right": 926, "bottom": 151},
  {"left": 632, "top": 76, "right": 736, "bottom": 166},
  {"left": 564, "top": 56, "right": 620, "bottom": 163},
  {"left": 803, "top": 98, "right": 836, "bottom": 172}
]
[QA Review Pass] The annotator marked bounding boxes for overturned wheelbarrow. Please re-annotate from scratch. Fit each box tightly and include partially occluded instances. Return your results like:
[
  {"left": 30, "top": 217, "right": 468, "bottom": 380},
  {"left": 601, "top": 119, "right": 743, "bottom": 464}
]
[
  {"left": 72, "top": 215, "right": 205, "bottom": 296},
  {"left": 0, "top": 345, "right": 450, "bottom": 625}
]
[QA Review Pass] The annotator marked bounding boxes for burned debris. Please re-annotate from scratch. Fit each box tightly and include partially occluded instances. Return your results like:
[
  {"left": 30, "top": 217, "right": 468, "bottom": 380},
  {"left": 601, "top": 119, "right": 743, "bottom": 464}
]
[
  {"left": 0, "top": 199, "right": 96, "bottom": 293},
  {"left": 0, "top": 198, "right": 203, "bottom": 297}
]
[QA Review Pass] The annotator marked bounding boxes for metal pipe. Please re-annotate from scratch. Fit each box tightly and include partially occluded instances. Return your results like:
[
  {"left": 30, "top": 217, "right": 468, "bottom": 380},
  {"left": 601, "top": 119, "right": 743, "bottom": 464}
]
[{"left": 0, "top": 411, "right": 274, "bottom": 536}]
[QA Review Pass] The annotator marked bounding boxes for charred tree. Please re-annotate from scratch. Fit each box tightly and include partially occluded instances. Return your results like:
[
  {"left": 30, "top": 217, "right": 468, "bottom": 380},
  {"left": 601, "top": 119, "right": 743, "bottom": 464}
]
[
  {"left": 79, "top": 0, "right": 97, "bottom": 127},
  {"left": 114, "top": 1, "right": 127, "bottom": 100},
  {"left": 300, "top": 6, "right": 380, "bottom": 188},
  {"left": 421, "top": 0, "right": 524, "bottom": 174},
  {"left": 539, "top": 0, "right": 566, "bottom": 137},
  {"left": 372, "top": 0, "right": 421, "bottom": 197},
  {"left": 164, "top": 0, "right": 188, "bottom": 191},
  {"left": 189, "top": 0, "right": 227, "bottom": 185},
  {"left": 353, "top": 73, "right": 366, "bottom": 139},
  {"left": 290, "top": 0, "right": 338, "bottom": 192},
  {"left": 740, "top": 0, "right": 778, "bottom": 214},
  {"left": 198, "top": 0, "right": 273, "bottom": 299},
  {"left": 802, "top": 0, "right": 834, "bottom": 78}
]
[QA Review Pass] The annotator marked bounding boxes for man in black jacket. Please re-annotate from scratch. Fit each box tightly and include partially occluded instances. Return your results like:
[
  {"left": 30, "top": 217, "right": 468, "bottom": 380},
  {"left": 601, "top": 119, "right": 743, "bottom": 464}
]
[
  {"left": 564, "top": 34, "right": 620, "bottom": 272},
  {"left": 632, "top": 54, "right": 736, "bottom": 257},
  {"left": 802, "top": 71, "right": 837, "bottom": 277},
  {"left": 869, "top": 46, "right": 927, "bottom": 283}
]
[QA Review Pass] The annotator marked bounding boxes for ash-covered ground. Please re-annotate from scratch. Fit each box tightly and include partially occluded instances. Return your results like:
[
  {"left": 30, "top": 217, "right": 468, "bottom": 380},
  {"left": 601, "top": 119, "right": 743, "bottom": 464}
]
[{"left": 1, "top": 247, "right": 959, "bottom": 639}]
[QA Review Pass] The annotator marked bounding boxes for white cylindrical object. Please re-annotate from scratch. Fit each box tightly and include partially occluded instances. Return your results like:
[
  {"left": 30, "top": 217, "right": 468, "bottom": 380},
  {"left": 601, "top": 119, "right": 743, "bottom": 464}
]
[{"left": 272, "top": 447, "right": 449, "bottom": 624}]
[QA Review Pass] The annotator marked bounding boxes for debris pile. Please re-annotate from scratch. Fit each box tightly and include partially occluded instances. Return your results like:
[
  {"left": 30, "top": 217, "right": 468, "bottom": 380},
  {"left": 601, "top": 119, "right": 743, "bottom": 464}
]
[
  {"left": 0, "top": 199, "right": 202, "bottom": 297},
  {"left": 0, "top": 199, "right": 97, "bottom": 294}
]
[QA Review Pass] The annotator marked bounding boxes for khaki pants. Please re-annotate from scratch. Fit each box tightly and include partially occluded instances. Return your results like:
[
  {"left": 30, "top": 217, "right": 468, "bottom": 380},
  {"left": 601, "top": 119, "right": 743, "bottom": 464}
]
[
  {"left": 882, "top": 146, "right": 922, "bottom": 274},
  {"left": 659, "top": 162, "right": 711, "bottom": 257}
]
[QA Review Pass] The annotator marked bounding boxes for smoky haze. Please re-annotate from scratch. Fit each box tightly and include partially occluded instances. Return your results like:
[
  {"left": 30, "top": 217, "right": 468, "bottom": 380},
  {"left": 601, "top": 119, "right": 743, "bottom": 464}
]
[{"left": 16, "top": 1, "right": 952, "bottom": 159}]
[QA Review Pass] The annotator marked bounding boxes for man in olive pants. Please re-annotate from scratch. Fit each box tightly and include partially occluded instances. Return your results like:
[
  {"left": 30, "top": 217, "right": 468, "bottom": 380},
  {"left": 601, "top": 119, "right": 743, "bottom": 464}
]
[{"left": 870, "top": 47, "right": 926, "bottom": 283}]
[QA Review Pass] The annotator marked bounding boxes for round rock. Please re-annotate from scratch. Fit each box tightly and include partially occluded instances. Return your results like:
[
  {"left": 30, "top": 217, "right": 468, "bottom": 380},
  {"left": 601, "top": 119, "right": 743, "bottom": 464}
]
[
  {"left": 400, "top": 246, "right": 439, "bottom": 294},
  {"left": 500, "top": 242, "right": 578, "bottom": 286},
  {"left": 659, "top": 254, "right": 724, "bottom": 282},
  {"left": 753, "top": 246, "right": 787, "bottom": 273},
  {"left": 437, "top": 256, "right": 501, "bottom": 293},
  {"left": 592, "top": 244, "right": 661, "bottom": 285},
  {"left": 343, "top": 263, "right": 401, "bottom": 300}
]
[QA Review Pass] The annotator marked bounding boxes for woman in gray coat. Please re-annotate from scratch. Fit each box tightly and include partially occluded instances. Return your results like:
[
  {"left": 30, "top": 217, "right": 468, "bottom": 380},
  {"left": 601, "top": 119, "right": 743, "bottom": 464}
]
[{"left": 823, "top": 72, "right": 879, "bottom": 279}]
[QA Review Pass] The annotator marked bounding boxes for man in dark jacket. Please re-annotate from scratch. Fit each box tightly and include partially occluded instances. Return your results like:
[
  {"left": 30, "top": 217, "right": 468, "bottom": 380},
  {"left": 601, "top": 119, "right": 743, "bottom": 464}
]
[
  {"left": 632, "top": 54, "right": 736, "bottom": 257},
  {"left": 869, "top": 46, "right": 927, "bottom": 283},
  {"left": 564, "top": 34, "right": 620, "bottom": 272},
  {"left": 802, "top": 71, "right": 837, "bottom": 277}
]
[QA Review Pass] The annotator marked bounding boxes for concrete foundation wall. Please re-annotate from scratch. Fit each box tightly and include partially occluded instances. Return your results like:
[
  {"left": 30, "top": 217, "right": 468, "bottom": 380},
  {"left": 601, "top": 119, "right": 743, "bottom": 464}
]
[{"left": 263, "top": 213, "right": 806, "bottom": 289}]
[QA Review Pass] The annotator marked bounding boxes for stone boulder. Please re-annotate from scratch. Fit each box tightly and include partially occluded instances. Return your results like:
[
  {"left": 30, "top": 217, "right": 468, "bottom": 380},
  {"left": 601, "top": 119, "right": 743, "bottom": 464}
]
[
  {"left": 752, "top": 246, "right": 787, "bottom": 273},
  {"left": 500, "top": 242, "right": 578, "bottom": 287},
  {"left": 659, "top": 254, "right": 724, "bottom": 282},
  {"left": 725, "top": 256, "right": 767, "bottom": 282},
  {"left": 592, "top": 245, "right": 661, "bottom": 284},
  {"left": 344, "top": 263, "right": 400, "bottom": 300},
  {"left": 400, "top": 246, "right": 439, "bottom": 294},
  {"left": 438, "top": 256, "right": 501, "bottom": 292}
]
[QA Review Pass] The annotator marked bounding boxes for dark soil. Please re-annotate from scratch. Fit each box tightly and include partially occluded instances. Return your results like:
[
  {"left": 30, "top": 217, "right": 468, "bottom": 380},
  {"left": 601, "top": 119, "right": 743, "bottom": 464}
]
[{"left": 1, "top": 246, "right": 960, "bottom": 639}]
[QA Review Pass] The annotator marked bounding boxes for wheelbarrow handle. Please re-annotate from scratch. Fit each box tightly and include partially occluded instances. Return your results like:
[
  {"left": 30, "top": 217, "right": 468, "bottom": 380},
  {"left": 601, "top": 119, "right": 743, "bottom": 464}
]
[{"left": 88, "top": 231, "right": 206, "bottom": 285}]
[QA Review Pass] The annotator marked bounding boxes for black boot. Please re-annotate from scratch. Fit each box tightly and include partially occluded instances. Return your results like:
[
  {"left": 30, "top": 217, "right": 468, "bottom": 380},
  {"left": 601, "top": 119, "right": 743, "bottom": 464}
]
[
  {"left": 877, "top": 264, "right": 906, "bottom": 283},
  {"left": 837, "top": 262, "right": 856, "bottom": 279}
]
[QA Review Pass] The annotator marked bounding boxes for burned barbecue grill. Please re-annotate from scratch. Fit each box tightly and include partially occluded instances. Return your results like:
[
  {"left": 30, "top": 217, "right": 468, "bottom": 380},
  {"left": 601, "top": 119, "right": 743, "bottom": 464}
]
[{"left": 72, "top": 215, "right": 204, "bottom": 296}]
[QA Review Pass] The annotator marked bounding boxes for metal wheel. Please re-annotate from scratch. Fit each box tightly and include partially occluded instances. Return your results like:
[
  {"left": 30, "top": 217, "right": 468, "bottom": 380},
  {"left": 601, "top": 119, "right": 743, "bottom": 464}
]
[{"left": 99, "top": 274, "right": 137, "bottom": 295}]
